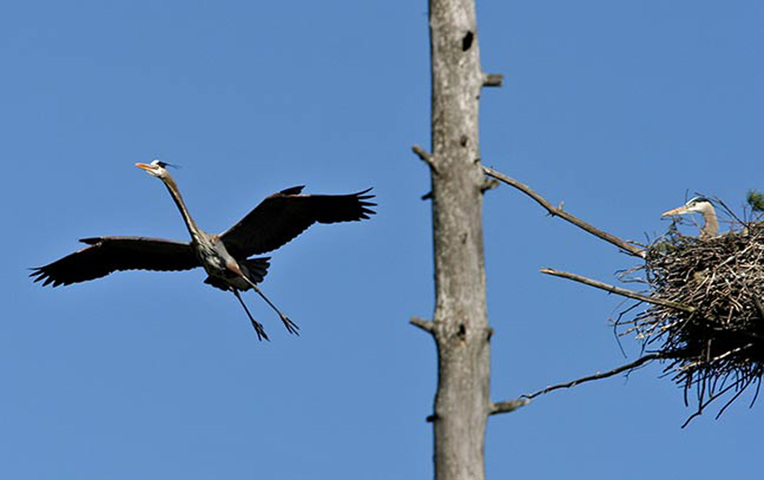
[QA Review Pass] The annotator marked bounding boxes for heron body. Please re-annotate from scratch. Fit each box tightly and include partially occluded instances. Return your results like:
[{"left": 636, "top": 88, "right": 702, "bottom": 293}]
[
  {"left": 31, "top": 160, "right": 376, "bottom": 340},
  {"left": 662, "top": 196, "right": 719, "bottom": 238},
  {"left": 147, "top": 167, "right": 261, "bottom": 293}
]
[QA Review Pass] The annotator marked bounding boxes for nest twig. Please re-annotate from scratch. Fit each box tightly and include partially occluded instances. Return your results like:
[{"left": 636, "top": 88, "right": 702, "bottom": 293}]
[{"left": 619, "top": 221, "right": 764, "bottom": 424}]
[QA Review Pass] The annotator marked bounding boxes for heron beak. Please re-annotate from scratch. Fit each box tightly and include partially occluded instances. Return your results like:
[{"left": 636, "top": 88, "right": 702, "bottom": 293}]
[
  {"left": 135, "top": 162, "right": 152, "bottom": 172},
  {"left": 662, "top": 206, "right": 689, "bottom": 217}
]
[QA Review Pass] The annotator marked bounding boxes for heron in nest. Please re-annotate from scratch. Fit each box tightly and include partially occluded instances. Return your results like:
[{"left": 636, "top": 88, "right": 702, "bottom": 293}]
[{"left": 662, "top": 196, "right": 719, "bottom": 238}]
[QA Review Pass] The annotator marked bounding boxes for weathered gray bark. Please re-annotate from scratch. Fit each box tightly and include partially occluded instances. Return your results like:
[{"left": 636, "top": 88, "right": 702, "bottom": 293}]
[{"left": 414, "top": 0, "right": 493, "bottom": 478}]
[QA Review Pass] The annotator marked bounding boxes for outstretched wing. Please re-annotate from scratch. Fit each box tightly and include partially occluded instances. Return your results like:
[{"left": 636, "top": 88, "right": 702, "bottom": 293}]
[
  {"left": 219, "top": 186, "right": 376, "bottom": 258},
  {"left": 30, "top": 236, "right": 200, "bottom": 287}
]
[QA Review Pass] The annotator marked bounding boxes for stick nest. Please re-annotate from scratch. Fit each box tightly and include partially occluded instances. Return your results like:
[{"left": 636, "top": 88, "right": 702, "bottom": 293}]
[{"left": 620, "top": 220, "right": 764, "bottom": 423}]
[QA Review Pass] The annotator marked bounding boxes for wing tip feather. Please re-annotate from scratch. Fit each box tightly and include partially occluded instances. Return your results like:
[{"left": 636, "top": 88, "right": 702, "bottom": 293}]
[{"left": 79, "top": 237, "right": 102, "bottom": 245}]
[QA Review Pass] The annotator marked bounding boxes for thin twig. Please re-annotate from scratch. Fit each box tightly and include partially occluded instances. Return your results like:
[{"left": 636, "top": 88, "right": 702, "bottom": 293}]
[
  {"left": 711, "top": 196, "right": 746, "bottom": 227},
  {"left": 754, "top": 296, "right": 764, "bottom": 323},
  {"left": 521, "top": 353, "right": 664, "bottom": 400},
  {"left": 483, "top": 166, "right": 646, "bottom": 258},
  {"left": 680, "top": 381, "right": 739, "bottom": 428},
  {"left": 714, "top": 375, "right": 755, "bottom": 420},
  {"left": 540, "top": 268, "right": 696, "bottom": 313}
]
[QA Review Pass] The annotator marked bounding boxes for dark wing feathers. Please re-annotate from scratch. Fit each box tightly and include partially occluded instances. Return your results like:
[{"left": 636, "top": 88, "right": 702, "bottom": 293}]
[
  {"left": 220, "top": 186, "right": 376, "bottom": 257},
  {"left": 30, "top": 236, "right": 200, "bottom": 287}
]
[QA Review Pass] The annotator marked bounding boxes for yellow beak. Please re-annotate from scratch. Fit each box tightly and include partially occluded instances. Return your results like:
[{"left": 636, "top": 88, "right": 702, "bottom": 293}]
[
  {"left": 135, "top": 162, "right": 152, "bottom": 171},
  {"left": 662, "top": 206, "right": 690, "bottom": 217}
]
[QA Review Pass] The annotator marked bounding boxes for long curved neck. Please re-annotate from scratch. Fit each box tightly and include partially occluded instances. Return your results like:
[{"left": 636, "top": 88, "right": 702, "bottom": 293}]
[
  {"left": 161, "top": 173, "right": 203, "bottom": 239},
  {"left": 700, "top": 205, "right": 719, "bottom": 238}
]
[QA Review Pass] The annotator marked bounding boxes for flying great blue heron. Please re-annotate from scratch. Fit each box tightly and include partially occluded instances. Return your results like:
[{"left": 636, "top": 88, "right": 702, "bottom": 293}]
[
  {"left": 662, "top": 196, "right": 719, "bottom": 238},
  {"left": 31, "top": 160, "right": 376, "bottom": 340}
]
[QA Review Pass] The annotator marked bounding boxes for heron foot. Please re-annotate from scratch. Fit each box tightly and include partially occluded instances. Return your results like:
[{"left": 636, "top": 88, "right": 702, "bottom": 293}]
[
  {"left": 281, "top": 315, "right": 300, "bottom": 336},
  {"left": 250, "top": 319, "right": 270, "bottom": 341}
]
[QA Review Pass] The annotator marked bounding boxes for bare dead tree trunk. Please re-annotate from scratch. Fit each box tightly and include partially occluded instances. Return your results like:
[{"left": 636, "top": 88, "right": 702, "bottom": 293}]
[{"left": 412, "top": 1, "right": 497, "bottom": 478}]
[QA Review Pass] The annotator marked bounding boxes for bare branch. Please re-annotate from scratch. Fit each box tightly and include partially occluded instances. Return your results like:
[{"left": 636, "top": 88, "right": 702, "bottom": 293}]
[
  {"left": 412, "top": 145, "right": 438, "bottom": 174},
  {"left": 489, "top": 398, "right": 530, "bottom": 415},
  {"left": 483, "top": 166, "right": 646, "bottom": 258},
  {"left": 540, "top": 268, "right": 696, "bottom": 313},
  {"left": 480, "top": 178, "right": 500, "bottom": 194},
  {"left": 410, "top": 316, "right": 435, "bottom": 334},
  {"left": 482, "top": 73, "right": 504, "bottom": 87},
  {"left": 522, "top": 353, "right": 664, "bottom": 400}
]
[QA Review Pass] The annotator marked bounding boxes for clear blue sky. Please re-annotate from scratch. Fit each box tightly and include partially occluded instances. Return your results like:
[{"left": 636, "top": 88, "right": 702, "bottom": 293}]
[{"left": 2, "top": 1, "right": 762, "bottom": 478}]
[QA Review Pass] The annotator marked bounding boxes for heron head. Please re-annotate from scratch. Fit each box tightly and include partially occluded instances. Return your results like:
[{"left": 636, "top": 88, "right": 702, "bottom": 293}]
[
  {"left": 662, "top": 197, "right": 714, "bottom": 217},
  {"left": 135, "top": 159, "right": 170, "bottom": 178}
]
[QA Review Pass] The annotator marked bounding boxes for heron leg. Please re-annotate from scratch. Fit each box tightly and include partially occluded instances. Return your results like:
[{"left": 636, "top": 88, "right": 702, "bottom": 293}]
[
  {"left": 238, "top": 275, "right": 300, "bottom": 336},
  {"left": 232, "top": 288, "right": 269, "bottom": 341}
]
